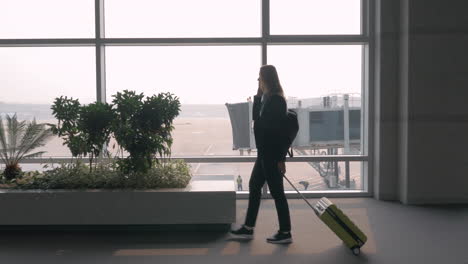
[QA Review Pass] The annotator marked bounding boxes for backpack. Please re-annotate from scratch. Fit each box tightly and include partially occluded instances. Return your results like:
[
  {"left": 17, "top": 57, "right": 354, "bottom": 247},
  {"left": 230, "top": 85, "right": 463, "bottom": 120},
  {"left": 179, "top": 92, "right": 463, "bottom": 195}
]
[{"left": 284, "top": 109, "right": 299, "bottom": 157}]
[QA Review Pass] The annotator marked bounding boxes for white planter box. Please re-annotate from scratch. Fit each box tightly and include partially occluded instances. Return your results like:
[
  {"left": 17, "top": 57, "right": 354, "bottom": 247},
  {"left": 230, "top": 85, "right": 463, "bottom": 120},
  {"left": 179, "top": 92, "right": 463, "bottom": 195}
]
[{"left": 0, "top": 179, "right": 236, "bottom": 228}]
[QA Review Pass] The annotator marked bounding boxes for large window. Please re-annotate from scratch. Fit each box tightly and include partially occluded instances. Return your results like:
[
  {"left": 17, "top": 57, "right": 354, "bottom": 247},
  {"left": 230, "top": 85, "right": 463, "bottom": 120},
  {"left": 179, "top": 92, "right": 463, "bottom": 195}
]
[
  {"left": 105, "top": 46, "right": 260, "bottom": 104},
  {"left": 106, "top": 46, "right": 260, "bottom": 157},
  {"left": 0, "top": 0, "right": 371, "bottom": 195},
  {"left": 105, "top": 0, "right": 261, "bottom": 37},
  {"left": 268, "top": 45, "right": 362, "bottom": 98},
  {"left": 0, "top": 0, "right": 95, "bottom": 38},
  {"left": 270, "top": 0, "right": 362, "bottom": 35},
  {"left": 0, "top": 47, "right": 96, "bottom": 158},
  {"left": 0, "top": 47, "right": 96, "bottom": 105}
]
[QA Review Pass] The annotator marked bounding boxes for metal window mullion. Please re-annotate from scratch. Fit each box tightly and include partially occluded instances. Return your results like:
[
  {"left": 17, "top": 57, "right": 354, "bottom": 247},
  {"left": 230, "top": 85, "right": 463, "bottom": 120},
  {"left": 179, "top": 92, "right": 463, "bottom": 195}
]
[
  {"left": 103, "top": 38, "right": 263, "bottom": 45},
  {"left": 21, "top": 155, "right": 369, "bottom": 164},
  {"left": 365, "top": 0, "right": 375, "bottom": 195},
  {"left": 0, "top": 39, "right": 95, "bottom": 47},
  {"left": 95, "top": 46, "right": 106, "bottom": 103},
  {"left": 361, "top": 0, "right": 369, "bottom": 37},
  {"left": 261, "top": 0, "right": 270, "bottom": 197},
  {"left": 361, "top": 45, "right": 369, "bottom": 192},
  {"left": 268, "top": 35, "right": 369, "bottom": 44},
  {"left": 261, "top": 41, "right": 267, "bottom": 65},
  {"left": 95, "top": 0, "right": 106, "bottom": 103},
  {"left": 238, "top": 191, "right": 372, "bottom": 199},
  {"left": 0, "top": 37, "right": 368, "bottom": 47},
  {"left": 261, "top": 0, "right": 269, "bottom": 65}
]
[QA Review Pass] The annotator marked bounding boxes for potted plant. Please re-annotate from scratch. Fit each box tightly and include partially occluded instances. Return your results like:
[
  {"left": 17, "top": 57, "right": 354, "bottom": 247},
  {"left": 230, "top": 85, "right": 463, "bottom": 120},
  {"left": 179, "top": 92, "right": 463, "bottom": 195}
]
[
  {"left": 50, "top": 96, "right": 113, "bottom": 170},
  {"left": 0, "top": 92, "right": 235, "bottom": 228},
  {"left": 111, "top": 90, "right": 180, "bottom": 174},
  {"left": 0, "top": 114, "right": 53, "bottom": 181}
]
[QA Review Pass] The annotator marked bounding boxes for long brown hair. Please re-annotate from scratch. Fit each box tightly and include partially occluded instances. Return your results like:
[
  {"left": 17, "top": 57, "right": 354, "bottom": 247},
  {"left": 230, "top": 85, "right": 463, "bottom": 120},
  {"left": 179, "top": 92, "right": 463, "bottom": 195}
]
[{"left": 259, "top": 65, "right": 285, "bottom": 98}]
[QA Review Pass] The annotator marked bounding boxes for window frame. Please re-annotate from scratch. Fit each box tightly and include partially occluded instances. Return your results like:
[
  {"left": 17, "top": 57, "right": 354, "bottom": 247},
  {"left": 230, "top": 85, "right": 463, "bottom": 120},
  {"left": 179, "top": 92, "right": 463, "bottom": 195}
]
[{"left": 0, "top": 0, "right": 374, "bottom": 198}]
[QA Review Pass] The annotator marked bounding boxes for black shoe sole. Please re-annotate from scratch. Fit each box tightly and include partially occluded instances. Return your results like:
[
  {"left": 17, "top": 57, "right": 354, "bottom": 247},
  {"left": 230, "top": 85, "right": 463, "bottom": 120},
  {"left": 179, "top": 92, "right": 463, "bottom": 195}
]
[
  {"left": 229, "top": 233, "right": 253, "bottom": 240},
  {"left": 266, "top": 238, "right": 293, "bottom": 244}
]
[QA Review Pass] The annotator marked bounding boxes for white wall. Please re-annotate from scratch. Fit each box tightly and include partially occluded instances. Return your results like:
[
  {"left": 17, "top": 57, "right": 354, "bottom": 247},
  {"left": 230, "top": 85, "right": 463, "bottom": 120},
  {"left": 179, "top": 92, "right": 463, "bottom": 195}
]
[
  {"left": 373, "top": 0, "right": 400, "bottom": 201},
  {"left": 404, "top": 0, "right": 468, "bottom": 204},
  {"left": 375, "top": 0, "right": 468, "bottom": 204}
]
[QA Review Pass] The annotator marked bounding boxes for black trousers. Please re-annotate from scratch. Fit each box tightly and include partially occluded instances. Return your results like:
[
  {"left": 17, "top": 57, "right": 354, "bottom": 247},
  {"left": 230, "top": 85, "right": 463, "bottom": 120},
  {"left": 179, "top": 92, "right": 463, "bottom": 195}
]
[{"left": 244, "top": 157, "right": 291, "bottom": 232}]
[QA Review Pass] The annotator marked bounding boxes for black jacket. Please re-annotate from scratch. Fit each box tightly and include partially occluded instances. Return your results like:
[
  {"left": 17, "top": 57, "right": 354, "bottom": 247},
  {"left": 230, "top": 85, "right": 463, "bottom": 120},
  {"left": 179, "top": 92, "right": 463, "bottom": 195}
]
[{"left": 253, "top": 94, "right": 289, "bottom": 162}]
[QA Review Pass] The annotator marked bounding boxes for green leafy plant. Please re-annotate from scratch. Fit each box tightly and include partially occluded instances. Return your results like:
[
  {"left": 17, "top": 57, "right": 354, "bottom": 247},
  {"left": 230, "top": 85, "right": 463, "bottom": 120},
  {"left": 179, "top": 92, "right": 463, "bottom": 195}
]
[
  {"left": 50, "top": 96, "right": 87, "bottom": 157},
  {"left": 79, "top": 102, "right": 114, "bottom": 171},
  {"left": 51, "top": 97, "right": 113, "bottom": 171},
  {"left": 43, "top": 90, "right": 188, "bottom": 190},
  {"left": 0, "top": 114, "right": 53, "bottom": 180},
  {"left": 112, "top": 90, "right": 181, "bottom": 174},
  {"left": 13, "top": 159, "right": 191, "bottom": 190}
]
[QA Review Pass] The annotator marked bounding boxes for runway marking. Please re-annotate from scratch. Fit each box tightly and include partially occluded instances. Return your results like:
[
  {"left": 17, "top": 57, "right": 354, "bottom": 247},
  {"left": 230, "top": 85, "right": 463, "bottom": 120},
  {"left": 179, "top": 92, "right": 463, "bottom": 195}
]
[{"left": 193, "top": 144, "right": 213, "bottom": 174}]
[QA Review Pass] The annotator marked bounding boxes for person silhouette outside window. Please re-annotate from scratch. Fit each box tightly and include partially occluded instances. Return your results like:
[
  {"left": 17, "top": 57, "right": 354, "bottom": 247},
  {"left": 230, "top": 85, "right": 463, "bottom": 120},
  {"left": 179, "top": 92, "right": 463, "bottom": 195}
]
[
  {"left": 299, "top": 181, "right": 309, "bottom": 190},
  {"left": 237, "top": 175, "right": 243, "bottom": 191},
  {"left": 230, "top": 65, "right": 292, "bottom": 244}
]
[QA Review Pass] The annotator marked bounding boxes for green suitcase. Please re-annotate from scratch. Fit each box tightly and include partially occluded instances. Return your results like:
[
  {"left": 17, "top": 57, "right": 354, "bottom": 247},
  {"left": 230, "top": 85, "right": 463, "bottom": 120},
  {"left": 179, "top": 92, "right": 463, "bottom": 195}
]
[
  {"left": 314, "top": 197, "right": 367, "bottom": 255},
  {"left": 283, "top": 174, "right": 367, "bottom": 255}
]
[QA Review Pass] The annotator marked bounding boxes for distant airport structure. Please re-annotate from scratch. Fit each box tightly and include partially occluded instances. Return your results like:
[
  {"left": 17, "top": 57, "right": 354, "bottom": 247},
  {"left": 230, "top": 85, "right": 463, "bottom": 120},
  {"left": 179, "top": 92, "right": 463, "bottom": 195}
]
[
  {"left": 226, "top": 93, "right": 362, "bottom": 189},
  {"left": 226, "top": 93, "right": 361, "bottom": 154}
]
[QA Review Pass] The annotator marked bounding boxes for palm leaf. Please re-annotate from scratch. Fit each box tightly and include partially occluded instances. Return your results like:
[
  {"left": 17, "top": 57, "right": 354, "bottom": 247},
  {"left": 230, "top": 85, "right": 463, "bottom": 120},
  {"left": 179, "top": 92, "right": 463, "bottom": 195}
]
[
  {"left": 0, "top": 149, "right": 7, "bottom": 164},
  {"left": 0, "top": 116, "right": 9, "bottom": 162},
  {"left": 0, "top": 115, "right": 53, "bottom": 165},
  {"left": 14, "top": 125, "right": 52, "bottom": 163},
  {"left": 6, "top": 114, "right": 26, "bottom": 160},
  {"left": 14, "top": 120, "right": 46, "bottom": 162}
]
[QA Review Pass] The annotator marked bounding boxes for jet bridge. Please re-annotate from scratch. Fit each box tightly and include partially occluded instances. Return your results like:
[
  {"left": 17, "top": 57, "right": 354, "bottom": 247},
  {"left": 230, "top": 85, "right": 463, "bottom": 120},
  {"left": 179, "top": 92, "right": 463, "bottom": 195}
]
[{"left": 226, "top": 94, "right": 362, "bottom": 189}]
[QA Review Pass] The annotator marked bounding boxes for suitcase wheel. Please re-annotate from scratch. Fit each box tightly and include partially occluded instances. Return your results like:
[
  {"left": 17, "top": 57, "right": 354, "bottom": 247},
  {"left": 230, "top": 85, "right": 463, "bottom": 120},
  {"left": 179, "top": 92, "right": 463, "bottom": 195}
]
[{"left": 351, "top": 247, "right": 360, "bottom": 256}]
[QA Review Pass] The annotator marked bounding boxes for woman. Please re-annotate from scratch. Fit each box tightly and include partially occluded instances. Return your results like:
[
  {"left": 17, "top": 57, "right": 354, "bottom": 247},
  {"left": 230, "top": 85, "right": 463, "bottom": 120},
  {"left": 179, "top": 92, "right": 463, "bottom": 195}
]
[{"left": 230, "top": 65, "right": 292, "bottom": 244}]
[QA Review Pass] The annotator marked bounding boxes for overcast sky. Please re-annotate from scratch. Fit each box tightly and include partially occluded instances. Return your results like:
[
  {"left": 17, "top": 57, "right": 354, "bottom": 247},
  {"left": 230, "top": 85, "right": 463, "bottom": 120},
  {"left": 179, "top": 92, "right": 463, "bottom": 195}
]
[{"left": 0, "top": 0, "right": 362, "bottom": 105}]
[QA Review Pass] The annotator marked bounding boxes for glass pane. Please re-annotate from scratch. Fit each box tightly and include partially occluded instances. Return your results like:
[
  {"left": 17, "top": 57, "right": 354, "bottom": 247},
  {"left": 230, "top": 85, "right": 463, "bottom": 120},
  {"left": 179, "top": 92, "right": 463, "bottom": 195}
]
[
  {"left": 105, "top": 46, "right": 260, "bottom": 157},
  {"left": 0, "top": 0, "right": 95, "bottom": 38},
  {"left": 268, "top": 45, "right": 363, "bottom": 155},
  {"left": 278, "top": 161, "right": 364, "bottom": 192},
  {"left": 105, "top": 0, "right": 261, "bottom": 37},
  {"left": 0, "top": 47, "right": 97, "bottom": 158},
  {"left": 189, "top": 162, "right": 253, "bottom": 193},
  {"left": 14, "top": 160, "right": 365, "bottom": 192},
  {"left": 271, "top": 0, "right": 361, "bottom": 35},
  {"left": 192, "top": 161, "right": 365, "bottom": 192}
]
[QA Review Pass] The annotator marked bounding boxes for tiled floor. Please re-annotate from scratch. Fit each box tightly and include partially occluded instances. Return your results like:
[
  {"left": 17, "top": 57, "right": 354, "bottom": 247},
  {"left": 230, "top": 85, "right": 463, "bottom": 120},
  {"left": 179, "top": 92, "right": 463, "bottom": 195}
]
[{"left": 1, "top": 198, "right": 468, "bottom": 264}]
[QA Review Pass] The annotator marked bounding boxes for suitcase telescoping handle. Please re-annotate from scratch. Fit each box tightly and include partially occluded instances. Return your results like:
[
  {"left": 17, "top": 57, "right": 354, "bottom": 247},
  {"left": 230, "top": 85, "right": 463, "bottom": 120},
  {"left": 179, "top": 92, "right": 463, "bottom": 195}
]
[
  {"left": 283, "top": 174, "right": 365, "bottom": 256},
  {"left": 282, "top": 173, "right": 319, "bottom": 216}
]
